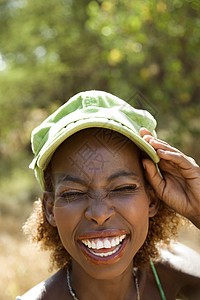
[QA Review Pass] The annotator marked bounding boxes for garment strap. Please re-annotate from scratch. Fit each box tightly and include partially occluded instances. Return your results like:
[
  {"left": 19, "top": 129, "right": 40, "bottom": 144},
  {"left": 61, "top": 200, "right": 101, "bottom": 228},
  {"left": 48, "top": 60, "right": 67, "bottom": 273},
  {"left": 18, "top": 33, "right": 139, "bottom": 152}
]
[{"left": 150, "top": 259, "right": 166, "bottom": 300}]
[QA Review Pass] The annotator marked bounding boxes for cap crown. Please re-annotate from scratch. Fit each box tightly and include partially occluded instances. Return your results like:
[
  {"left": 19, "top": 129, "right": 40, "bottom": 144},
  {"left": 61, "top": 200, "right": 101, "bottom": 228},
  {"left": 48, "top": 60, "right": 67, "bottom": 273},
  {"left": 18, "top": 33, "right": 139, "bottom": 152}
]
[{"left": 30, "top": 90, "right": 159, "bottom": 190}]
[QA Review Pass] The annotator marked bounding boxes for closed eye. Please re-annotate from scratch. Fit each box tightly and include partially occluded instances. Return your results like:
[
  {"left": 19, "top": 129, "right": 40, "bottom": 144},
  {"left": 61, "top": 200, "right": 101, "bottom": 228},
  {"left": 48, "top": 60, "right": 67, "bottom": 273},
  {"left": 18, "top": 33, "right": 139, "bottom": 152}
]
[
  {"left": 58, "top": 191, "right": 86, "bottom": 202},
  {"left": 112, "top": 185, "right": 137, "bottom": 192},
  {"left": 62, "top": 191, "right": 84, "bottom": 196}
]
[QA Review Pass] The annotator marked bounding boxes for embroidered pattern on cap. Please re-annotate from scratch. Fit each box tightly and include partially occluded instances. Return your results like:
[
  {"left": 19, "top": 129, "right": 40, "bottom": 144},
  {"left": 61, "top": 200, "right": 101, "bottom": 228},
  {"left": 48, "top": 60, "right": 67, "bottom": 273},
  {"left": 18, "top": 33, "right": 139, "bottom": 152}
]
[{"left": 82, "top": 96, "right": 99, "bottom": 108}]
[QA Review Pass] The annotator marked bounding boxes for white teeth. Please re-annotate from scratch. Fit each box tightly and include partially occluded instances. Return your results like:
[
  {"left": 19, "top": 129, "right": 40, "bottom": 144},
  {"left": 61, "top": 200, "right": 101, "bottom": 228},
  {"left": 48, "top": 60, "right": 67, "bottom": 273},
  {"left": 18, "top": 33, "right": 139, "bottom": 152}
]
[
  {"left": 119, "top": 234, "right": 126, "bottom": 242},
  {"left": 115, "top": 236, "right": 120, "bottom": 245},
  {"left": 104, "top": 239, "right": 111, "bottom": 248},
  {"left": 97, "top": 240, "right": 103, "bottom": 249},
  {"left": 89, "top": 244, "right": 121, "bottom": 257},
  {"left": 81, "top": 234, "right": 126, "bottom": 250},
  {"left": 92, "top": 240, "right": 96, "bottom": 248},
  {"left": 111, "top": 239, "right": 116, "bottom": 247},
  {"left": 82, "top": 240, "right": 88, "bottom": 246}
]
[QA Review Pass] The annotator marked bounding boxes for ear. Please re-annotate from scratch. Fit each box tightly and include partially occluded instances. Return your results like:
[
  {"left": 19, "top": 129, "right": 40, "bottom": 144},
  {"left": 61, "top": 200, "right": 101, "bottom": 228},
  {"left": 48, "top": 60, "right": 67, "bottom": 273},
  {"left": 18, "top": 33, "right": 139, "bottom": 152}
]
[
  {"left": 146, "top": 185, "right": 160, "bottom": 218},
  {"left": 42, "top": 192, "right": 57, "bottom": 227}
]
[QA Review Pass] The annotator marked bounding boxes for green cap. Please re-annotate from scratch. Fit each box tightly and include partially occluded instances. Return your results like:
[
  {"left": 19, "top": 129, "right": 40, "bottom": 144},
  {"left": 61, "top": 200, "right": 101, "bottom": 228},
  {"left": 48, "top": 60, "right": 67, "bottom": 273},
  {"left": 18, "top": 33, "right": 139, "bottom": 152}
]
[{"left": 30, "top": 90, "right": 159, "bottom": 190}]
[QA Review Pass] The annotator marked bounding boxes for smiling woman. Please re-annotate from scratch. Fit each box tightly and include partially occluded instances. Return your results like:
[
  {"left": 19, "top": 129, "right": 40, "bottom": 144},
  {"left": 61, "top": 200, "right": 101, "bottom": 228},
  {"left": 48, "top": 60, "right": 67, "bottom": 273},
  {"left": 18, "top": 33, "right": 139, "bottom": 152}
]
[{"left": 17, "top": 91, "right": 200, "bottom": 300}]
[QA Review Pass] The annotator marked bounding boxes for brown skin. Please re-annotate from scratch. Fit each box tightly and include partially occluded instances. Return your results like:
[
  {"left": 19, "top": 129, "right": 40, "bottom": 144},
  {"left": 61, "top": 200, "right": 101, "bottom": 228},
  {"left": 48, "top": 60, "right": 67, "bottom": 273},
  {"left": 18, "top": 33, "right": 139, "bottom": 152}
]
[
  {"left": 44, "top": 129, "right": 158, "bottom": 300},
  {"left": 140, "top": 128, "right": 200, "bottom": 229},
  {"left": 21, "top": 128, "right": 200, "bottom": 300}
]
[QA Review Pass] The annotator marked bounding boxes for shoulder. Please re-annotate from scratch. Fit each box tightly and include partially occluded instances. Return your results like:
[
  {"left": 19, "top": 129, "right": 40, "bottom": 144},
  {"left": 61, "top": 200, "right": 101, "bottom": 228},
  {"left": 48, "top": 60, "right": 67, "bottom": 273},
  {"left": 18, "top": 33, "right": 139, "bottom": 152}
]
[
  {"left": 159, "top": 241, "right": 200, "bottom": 278},
  {"left": 17, "top": 281, "right": 46, "bottom": 300},
  {"left": 157, "top": 242, "right": 200, "bottom": 298},
  {"left": 18, "top": 268, "right": 69, "bottom": 300}
]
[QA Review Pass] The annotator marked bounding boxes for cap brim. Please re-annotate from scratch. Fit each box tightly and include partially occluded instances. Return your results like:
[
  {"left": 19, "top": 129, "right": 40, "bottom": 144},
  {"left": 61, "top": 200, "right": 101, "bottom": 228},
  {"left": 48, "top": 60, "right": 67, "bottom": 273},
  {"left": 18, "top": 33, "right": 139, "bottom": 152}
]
[{"left": 31, "top": 116, "right": 159, "bottom": 190}]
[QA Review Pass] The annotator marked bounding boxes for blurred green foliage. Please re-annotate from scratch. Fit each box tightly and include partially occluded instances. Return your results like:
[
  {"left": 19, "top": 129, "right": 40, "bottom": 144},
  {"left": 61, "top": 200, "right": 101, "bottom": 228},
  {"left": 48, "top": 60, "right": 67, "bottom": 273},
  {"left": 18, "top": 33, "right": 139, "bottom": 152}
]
[{"left": 0, "top": 0, "right": 199, "bottom": 213}]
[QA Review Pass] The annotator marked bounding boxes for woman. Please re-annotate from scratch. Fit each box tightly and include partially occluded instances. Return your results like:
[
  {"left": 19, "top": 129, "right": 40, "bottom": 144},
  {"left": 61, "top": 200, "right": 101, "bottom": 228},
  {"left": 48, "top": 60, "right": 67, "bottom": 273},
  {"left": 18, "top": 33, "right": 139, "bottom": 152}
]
[{"left": 17, "top": 91, "right": 200, "bottom": 299}]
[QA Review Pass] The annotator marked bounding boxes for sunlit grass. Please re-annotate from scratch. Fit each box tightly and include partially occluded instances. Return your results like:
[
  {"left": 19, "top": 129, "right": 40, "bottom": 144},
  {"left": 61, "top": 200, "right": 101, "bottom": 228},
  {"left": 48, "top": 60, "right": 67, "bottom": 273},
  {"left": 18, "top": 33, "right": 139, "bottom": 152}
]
[{"left": 0, "top": 215, "right": 53, "bottom": 299}]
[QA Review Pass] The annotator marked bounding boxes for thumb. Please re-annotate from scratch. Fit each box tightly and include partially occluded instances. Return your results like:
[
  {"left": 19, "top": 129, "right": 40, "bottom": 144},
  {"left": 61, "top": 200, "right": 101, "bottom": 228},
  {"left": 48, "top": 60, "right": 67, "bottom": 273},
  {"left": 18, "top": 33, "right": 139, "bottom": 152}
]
[{"left": 142, "top": 158, "right": 165, "bottom": 199}]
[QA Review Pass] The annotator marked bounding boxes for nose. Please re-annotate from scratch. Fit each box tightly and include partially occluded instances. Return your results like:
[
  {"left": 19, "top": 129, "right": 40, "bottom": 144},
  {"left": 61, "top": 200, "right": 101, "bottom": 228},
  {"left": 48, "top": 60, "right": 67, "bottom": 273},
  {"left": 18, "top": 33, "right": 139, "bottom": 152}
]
[{"left": 85, "top": 197, "right": 115, "bottom": 225}]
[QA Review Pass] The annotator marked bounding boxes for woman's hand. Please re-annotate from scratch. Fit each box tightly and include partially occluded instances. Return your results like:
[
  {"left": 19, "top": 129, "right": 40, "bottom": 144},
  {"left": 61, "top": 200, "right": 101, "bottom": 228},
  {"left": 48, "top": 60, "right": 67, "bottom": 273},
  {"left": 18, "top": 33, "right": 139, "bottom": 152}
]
[{"left": 140, "top": 128, "right": 200, "bottom": 228}]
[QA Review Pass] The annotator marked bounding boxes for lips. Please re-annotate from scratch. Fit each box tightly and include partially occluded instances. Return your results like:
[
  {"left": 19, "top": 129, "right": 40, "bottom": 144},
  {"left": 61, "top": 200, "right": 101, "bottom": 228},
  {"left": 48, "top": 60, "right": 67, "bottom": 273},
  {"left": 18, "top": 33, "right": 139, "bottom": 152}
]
[{"left": 77, "top": 230, "right": 129, "bottom": 265}]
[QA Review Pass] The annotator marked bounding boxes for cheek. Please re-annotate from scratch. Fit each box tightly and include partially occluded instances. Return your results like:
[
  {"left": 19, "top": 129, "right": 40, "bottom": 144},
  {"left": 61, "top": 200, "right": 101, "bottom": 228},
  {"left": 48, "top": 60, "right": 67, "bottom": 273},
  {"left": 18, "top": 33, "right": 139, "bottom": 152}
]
[
  {"left": 53, "top": 204, "right": 83, "bottom": 253},
  {"left": 116, "top": 196, "right": 150, "bottom": 244},
  {"left": 116, "top": 192, "right": 149, "bottom": 220}
]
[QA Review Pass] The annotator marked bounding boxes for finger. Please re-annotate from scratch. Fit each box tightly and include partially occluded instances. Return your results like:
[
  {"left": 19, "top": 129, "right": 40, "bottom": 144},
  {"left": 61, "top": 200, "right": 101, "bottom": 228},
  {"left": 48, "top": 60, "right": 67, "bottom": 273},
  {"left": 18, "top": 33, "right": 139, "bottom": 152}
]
[
  {"left": 142, "top": 158, "right": 165, "bottom": 199},
  {"left": 140, "top": 128, "right": 153, "bottom": 138},
  {"left": 157, "top": 149, "right": 199, "bottom": 171},
  {"left": 143, "top": 137, "right": 180, "bottom": 154},
  {"left": 158, "top": 159, "right": 183, "bottom": 177},
  {"left": 142, "top": 135, "right": 172, "bottom": 147}
]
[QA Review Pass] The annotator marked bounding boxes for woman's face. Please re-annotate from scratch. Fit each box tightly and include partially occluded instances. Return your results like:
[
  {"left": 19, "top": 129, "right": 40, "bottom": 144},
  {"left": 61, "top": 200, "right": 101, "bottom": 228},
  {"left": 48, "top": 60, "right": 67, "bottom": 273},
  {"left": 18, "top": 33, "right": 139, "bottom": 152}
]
[{"left": 47, "top": 129, "right": 156, "bottom": 279}]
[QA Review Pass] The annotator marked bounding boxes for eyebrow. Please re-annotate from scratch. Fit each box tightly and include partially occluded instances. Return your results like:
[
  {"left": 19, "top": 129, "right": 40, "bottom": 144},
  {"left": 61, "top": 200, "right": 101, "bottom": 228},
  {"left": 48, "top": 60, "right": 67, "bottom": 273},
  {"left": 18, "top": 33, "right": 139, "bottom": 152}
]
[
  {"left": 107, "top": 171, "right": 139, "bottom": 182},
  {"left": 57, "top": 171, "right": 139, "bottom": 186},
  {"left": 57, "top": 174, "right": 88, "bottom": 185}
]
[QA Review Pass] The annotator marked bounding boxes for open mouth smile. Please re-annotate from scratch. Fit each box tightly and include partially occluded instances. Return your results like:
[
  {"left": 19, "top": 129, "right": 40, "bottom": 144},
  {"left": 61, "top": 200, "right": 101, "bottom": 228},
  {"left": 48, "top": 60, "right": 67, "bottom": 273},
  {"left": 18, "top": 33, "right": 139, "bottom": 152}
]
[{"left": 77, "top": 230, "right": 129, "bottom": 265}]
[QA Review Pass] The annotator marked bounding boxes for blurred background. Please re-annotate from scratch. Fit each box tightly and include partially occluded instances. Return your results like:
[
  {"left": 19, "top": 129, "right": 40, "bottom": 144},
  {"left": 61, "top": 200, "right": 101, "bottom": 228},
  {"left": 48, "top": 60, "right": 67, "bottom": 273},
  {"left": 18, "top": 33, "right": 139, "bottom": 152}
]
[{"left": 0, "top": 0, "right": 199, "bottom": 298}]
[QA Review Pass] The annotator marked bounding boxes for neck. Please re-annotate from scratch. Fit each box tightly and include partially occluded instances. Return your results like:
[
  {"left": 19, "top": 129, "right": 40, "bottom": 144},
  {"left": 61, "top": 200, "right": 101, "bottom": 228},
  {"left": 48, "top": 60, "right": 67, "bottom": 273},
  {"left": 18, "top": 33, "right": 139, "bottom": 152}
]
[{"left": 70, "top": 260, "right": 138, "bottom": 300}]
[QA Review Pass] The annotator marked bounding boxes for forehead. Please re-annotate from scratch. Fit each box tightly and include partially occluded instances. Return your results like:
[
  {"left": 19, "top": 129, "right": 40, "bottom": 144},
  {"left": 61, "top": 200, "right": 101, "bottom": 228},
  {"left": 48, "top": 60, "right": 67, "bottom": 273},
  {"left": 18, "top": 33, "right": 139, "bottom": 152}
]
[
  {"left": 52, "top": 127, "right": 140, "bottom": 160},
  {"left": 50, "top": 128, "right": 143, "bottom": 182}
]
